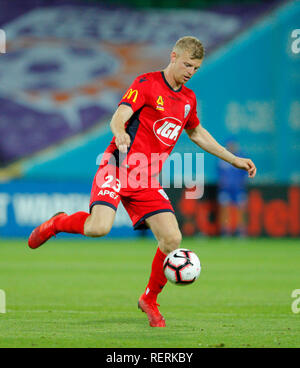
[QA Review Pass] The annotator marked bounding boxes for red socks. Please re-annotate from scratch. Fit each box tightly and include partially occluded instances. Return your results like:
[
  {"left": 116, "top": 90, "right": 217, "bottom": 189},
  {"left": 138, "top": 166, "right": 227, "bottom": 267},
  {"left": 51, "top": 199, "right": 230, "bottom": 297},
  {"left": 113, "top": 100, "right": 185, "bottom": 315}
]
[
  {"left": 54, "top": 212, "right": 90, "bottom": 235},
  {"left": 144, "top": 247, "right": 168, "bottom": 301}
]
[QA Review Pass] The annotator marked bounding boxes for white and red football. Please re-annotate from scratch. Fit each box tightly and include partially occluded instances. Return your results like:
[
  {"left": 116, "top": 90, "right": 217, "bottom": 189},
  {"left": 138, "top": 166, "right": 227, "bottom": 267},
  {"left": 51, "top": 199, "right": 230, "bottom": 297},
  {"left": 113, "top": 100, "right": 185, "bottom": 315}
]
[{"left": 163, "top": 248, "right": 201, "bottom": 285}]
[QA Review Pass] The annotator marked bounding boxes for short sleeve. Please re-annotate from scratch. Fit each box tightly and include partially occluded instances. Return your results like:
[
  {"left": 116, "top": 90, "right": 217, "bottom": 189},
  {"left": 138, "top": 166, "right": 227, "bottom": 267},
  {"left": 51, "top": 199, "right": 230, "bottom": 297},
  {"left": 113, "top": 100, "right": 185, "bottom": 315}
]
[
  {"left": 185, "top": 96, "right": 200, "bottom": 130},
  {"left": 118, "top": 75, "right": 148, "bottom": 112}
]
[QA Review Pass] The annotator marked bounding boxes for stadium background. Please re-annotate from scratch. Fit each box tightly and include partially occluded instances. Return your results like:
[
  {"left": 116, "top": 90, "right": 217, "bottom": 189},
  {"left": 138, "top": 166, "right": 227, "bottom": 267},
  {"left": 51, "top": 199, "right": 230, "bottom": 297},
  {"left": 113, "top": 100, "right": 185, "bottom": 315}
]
[
  {"left": 0, "top": 0, "right": 300, "bottom": 350},
  {"left": 0, "top": 0, "right": 299, "bottom": 239}
]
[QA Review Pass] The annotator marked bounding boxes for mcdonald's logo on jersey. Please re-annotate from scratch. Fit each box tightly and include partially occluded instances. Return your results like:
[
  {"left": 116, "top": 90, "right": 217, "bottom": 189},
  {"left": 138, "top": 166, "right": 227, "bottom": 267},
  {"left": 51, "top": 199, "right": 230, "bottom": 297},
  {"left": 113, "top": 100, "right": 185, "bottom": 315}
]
[{"left": 122, "top": 88, "right": 138, "bottom": 103}]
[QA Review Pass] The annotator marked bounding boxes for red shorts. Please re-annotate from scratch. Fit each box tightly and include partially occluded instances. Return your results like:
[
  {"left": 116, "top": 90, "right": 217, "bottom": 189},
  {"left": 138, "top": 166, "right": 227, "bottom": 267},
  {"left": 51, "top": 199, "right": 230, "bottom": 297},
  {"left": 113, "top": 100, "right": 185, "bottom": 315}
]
[{"left": 89, "top": 164, "right": 174, "bottom": 230}]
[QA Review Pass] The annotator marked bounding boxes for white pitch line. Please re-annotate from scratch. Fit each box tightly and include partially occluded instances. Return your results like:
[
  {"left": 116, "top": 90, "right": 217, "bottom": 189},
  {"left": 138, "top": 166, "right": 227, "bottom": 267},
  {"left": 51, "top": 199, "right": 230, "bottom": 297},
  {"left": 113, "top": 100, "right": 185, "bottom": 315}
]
[
  {"left": 6, "top": 310, "right": 134, "bottom": 314},
  {"left": 6, "top": 310, "right": 98, "bottom": 314}
]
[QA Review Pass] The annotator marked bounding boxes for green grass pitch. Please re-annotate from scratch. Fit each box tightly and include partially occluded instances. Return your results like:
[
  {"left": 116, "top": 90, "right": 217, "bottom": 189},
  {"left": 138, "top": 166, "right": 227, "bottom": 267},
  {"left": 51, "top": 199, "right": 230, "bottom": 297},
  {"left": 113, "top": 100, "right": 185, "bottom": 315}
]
[{"left": 0, "top": 237, "right": 299, "bottom": 348}]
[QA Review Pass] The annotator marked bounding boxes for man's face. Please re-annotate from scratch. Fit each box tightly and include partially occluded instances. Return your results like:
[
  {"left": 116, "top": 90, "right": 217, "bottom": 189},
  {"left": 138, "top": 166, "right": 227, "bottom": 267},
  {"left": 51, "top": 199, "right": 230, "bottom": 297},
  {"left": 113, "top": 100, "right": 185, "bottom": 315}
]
[{"left": 171, "top": 50, "right": 203, "bottom": 85}]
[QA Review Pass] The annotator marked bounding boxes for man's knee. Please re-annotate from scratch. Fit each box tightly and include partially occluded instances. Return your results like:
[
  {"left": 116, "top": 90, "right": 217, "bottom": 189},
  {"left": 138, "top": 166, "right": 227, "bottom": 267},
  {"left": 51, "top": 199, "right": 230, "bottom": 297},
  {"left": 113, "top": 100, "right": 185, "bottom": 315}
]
[{"left": 159, "top": 231, "right": 182, "bottom": 254}]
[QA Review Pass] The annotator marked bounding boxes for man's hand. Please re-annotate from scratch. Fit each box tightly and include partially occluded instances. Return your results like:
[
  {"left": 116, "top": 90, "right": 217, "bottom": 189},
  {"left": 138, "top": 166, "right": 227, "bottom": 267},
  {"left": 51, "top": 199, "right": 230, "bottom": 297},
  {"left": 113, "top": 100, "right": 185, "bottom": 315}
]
[
  {"left": 115, "top": 131, "right": 131, "bottom": 153},
  {"left": 110, "top": 104, "right": 134, "bottom": 153},
  {"left": 232, "top": 157, "right": 257, "bottom": 178}
]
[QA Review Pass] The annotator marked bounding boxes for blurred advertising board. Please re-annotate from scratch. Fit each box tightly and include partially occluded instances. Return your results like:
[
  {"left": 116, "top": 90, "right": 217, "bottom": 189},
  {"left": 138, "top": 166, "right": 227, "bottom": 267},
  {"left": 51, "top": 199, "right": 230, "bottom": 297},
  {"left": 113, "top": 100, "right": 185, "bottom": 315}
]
[
  {"left": 1, "top": 180, "right": 299, "bottom": 238},
  {"left": 167, "top": 185, "right": 300, "bottom": 238},
  {"left": 0, "top": 180, "right": 135, "bottom": 238}
]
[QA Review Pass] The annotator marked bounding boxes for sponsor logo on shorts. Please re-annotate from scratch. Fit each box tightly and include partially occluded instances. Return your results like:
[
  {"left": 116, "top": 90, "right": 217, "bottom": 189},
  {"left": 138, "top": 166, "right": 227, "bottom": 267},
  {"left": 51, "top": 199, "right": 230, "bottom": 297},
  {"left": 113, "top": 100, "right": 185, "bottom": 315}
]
[
  {"left": 98, "top": 189, "right": 119, "bottom": 200},
  {"left": 158, "top": 189, "right": 169, "bottom": 200}
]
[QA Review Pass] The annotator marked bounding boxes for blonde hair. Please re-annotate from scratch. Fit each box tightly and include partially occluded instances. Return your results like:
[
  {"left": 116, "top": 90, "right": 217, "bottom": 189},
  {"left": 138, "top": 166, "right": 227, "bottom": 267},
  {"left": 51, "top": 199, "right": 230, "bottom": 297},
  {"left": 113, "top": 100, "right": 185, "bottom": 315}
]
[{"left": 173, "top": 36, "right": 205, "bottom": 60}]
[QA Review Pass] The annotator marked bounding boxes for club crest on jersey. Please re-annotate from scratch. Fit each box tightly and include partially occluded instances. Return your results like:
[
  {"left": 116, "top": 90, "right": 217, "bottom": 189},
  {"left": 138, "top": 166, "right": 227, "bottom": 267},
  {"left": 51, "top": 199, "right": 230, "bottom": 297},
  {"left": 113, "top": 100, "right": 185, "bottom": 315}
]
[
  {"left": 156, "top": 95, "right": 164, "bottom": 111},
  {"left": 184, "top": 104, "right": 191, "bottom": 118},
  {"left": 153, "top": 117, "right": 182, "bottom": 146}
]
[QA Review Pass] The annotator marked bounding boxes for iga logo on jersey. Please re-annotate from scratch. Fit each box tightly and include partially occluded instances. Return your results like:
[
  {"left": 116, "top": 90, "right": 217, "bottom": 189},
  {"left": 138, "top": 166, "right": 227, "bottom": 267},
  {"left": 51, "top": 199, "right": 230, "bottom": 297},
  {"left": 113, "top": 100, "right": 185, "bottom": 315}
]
[{"left": 153, "top": 117, "right": 183, "bottom": 146}]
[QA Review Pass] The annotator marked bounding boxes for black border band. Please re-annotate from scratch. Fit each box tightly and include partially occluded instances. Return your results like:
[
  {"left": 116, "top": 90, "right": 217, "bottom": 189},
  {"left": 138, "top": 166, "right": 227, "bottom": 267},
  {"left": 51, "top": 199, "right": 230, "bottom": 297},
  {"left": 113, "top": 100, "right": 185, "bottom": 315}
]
[
  {"left": 89, "top": 201, "right": 117, "bottom": 214},
  {"left": 119, "top": 102, "right": 133, "bottom": 108},
  {"left": 133, "top": 209, "right": 175, "bottom": 231}
]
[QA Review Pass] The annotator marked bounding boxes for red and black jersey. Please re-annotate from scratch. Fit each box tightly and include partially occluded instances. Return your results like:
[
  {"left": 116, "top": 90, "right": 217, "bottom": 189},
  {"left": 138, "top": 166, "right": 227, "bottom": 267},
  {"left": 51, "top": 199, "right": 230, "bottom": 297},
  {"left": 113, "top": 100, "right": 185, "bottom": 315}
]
[{"left": 103, "top": 71, "right": 200, "bottom": 178}]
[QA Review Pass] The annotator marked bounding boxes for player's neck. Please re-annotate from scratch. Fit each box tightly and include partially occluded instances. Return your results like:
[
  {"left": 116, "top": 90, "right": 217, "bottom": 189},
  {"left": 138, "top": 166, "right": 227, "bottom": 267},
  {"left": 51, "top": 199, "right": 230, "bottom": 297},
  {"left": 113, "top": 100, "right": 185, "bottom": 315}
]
[{"left": 162, "top": 67, "right": 182, "bottom": 91}]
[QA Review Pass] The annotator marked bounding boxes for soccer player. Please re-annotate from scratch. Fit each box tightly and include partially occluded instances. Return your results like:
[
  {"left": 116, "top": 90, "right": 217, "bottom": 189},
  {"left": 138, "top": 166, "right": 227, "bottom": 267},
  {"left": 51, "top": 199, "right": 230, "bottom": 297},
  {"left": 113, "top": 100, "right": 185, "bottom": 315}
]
[{"left": 28, "top": 36, "right": 257, "bottom": 327}]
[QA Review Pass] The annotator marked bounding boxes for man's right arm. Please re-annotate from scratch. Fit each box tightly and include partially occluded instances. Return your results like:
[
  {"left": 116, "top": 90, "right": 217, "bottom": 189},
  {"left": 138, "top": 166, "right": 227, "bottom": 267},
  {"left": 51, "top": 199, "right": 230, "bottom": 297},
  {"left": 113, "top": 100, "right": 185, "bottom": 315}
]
[
  {"left": 110, "top": 104, "right": 134, "bottom": 153},
  {"left": 186, "top": 124, "right": 257, "bottom": 178}
]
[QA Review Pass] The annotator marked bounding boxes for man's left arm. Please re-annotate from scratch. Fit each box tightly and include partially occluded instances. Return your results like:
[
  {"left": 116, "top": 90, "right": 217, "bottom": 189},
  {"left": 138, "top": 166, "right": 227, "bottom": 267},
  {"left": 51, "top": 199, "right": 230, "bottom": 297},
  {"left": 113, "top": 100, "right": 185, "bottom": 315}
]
[{"left": 185, "top": 124, "right": 257, "bottom": 178}]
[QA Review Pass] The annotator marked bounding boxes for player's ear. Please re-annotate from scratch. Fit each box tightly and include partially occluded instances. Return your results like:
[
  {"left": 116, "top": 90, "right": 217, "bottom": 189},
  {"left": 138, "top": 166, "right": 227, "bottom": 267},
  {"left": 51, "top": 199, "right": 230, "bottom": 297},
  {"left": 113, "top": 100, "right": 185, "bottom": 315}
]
[{"left": 170, "top": 51, "right": 177, "bottom": 63}]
